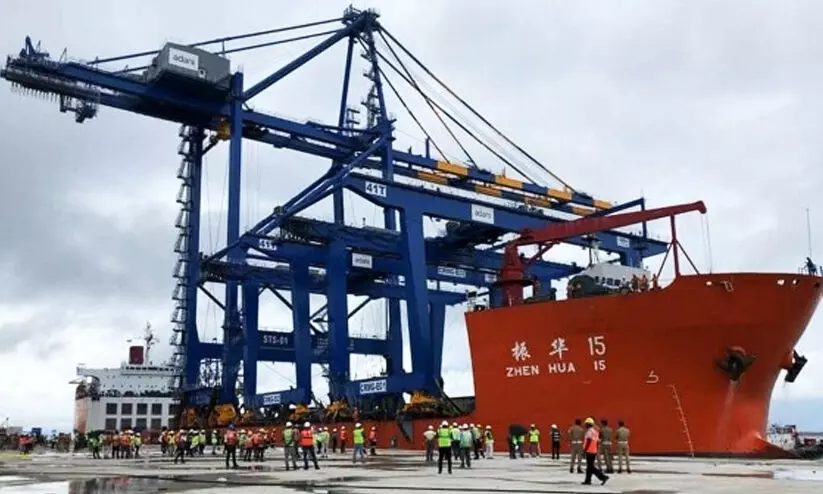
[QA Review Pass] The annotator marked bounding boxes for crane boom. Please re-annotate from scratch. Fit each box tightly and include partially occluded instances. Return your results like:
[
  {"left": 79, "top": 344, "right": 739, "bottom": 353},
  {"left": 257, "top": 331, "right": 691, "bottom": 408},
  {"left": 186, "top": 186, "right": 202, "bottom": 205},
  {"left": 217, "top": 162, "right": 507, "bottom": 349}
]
[
  {"left": 497, "top": 200, "right": 708, "bottom": 307},
  {"left": 512, "top": 201, "right": 707, "bottom": 248}
]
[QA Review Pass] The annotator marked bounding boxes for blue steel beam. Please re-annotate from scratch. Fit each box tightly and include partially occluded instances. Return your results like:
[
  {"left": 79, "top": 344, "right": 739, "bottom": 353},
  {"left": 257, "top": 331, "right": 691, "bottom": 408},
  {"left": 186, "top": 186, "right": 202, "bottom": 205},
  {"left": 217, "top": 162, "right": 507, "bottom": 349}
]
[
  {"left": 241, "top": 241, "right": 579, "bottom": 286},
  {"left": 342, "top": 174, "right": 666, "bottom": 265},
  {"left": 200, "top": 259, "right": 467, "bottom": 305},
  {"left": 2, "top": 50, "right": 617, "bottom": 211},
  {"left": 248, "top": 217, "right": 583, "bottom": 275}
]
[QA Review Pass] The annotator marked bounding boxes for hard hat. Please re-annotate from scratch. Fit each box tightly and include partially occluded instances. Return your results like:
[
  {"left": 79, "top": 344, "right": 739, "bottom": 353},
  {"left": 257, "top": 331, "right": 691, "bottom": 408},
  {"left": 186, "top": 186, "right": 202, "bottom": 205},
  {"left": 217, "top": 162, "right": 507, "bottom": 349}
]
[
  {"left": 286, "top": 421, "right": 292, "bottom": 427},
  {"left": 584, "top": 417, "right": 595, "bottom": 425},
  {"left": 371, "top": 426, "right": 376, "bottom": 430},
  {"left": 303, "top": 421, "right": 311, "bottom": 428},
  {"left": 441, "top": 420, "right": 448, "bottom": 426},
  {"left": 551, "top": 424, "right": 557, "bottom": 428},
  {"left": 452, "top": 422, "right": 458, "bottom": 426},
  {"left": 469, "top": 423, "right": 475, "bottom": 427},
  {"left": 530, "top": 424, "right": 535, "bottom": 427},
  {"left": 341, "top": 426, "right": 346, "bottom": 429},
  {"left": 355, "top": 422, "right": 362, "bottom": 427},
  {"left": 485, "top": 425, "right": 491, "bottom": 429},
  {"left": 428, "top": 425, "right": 434, "bottom": 430}
]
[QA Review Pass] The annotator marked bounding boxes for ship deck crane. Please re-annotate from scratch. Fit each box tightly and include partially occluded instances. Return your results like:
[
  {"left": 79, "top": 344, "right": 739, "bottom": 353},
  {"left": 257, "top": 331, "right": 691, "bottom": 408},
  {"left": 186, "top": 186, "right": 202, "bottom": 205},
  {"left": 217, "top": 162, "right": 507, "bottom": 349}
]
[
  {"left": 2, "top": 7, "right": 671, "bottom": 427},
  {"left": 497, "top": 201, "right": 708, "bottom": 306}
]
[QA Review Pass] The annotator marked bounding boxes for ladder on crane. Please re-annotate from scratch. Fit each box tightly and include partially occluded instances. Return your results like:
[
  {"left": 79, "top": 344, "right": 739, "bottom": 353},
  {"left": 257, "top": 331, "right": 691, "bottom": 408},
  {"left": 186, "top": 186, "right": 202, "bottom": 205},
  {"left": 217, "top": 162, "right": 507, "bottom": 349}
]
[
  {"left": 169, "top": 124, "right": 197, "bottom": 393},
  {"left": 669, "top": 384, "right": 695, "bottom": 457}
]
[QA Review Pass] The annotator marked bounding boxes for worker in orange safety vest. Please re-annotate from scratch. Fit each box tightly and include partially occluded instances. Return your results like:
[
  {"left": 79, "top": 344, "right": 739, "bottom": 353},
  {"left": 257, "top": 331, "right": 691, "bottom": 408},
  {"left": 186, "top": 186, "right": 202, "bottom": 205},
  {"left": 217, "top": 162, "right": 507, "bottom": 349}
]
[
  {"left": 582, "top": 417, "right": 609, "bottom": 486},
  {"left": 300, "top": 422, "right": 320, "bottom": 470}
]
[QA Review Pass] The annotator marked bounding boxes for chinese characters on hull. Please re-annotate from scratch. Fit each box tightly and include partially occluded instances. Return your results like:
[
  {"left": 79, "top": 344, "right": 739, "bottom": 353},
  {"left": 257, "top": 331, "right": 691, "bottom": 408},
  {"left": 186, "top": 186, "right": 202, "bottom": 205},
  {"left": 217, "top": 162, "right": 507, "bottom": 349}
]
[
  {"left": 505, "top": 336, "right": 609, "bottom": 378},
  {"left": 506, "top": 341, "right": 540, "bottom": 377}
]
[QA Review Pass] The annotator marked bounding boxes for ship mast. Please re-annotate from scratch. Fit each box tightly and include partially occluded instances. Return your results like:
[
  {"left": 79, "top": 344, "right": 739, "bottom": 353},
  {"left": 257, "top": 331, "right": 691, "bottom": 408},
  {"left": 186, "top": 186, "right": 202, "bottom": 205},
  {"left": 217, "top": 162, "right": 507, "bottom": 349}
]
[{"left": 143, "top": 322, "right": 155, "bottom": 365}]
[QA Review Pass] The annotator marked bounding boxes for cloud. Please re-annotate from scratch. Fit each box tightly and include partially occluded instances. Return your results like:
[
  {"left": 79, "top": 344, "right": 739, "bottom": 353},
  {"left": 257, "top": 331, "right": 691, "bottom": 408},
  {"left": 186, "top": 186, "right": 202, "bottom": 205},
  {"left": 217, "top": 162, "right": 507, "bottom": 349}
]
[{"left": 0, "top": 0, "right": 822, "bottom": 434}]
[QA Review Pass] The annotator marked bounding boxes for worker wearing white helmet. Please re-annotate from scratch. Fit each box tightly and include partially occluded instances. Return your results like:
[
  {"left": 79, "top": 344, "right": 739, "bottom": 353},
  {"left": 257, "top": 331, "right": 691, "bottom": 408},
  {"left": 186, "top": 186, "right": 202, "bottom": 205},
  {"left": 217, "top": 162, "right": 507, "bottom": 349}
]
[
  {"left": 352, "top": 422, "right": 366, "bottom": 463},
  {"left": 484, "top": 425, "right": 494, "bottom": 459},
  {"left": 550, "top": 424, "right": 561, "bottom": 461},
  {"left": 449, "top": 421, "right": 461, "bottom": 458},
  {"left": 299, "top": 421, "right": 320, "bottom": 470},
  {"left": 436, "top": 420, "right": 453, "bottom": 474},
  {"left": 458, "top": 423, "right": 473, "bottom": 468},
  {"left": 423, "top": 424, "right": 437, "bottom": 463},
  {"left": 282, "top": 421, "right": 298, "bottom": 471}
]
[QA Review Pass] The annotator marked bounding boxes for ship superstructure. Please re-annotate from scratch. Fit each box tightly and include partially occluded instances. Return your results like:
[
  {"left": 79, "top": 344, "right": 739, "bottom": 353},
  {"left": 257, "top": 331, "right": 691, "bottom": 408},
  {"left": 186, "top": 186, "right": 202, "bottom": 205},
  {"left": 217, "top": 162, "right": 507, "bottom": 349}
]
[{"left": 71, "top": 324, "right": 178, "bottom": 433}]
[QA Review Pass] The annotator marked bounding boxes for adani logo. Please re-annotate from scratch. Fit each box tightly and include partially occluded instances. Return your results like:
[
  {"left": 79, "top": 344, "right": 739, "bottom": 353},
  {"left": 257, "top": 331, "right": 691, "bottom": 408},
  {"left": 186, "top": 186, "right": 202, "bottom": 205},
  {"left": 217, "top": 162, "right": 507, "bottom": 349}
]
[{"left": 168, "top": 47, "right": 199, "bottom": 71}]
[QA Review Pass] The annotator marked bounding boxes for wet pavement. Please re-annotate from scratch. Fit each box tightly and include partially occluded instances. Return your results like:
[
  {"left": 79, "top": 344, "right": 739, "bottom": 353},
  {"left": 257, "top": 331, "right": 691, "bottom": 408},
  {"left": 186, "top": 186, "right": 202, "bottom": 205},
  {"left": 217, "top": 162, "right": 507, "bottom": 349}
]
[{"left": 0, "top": 447, "right": 821, "bottom": 493}]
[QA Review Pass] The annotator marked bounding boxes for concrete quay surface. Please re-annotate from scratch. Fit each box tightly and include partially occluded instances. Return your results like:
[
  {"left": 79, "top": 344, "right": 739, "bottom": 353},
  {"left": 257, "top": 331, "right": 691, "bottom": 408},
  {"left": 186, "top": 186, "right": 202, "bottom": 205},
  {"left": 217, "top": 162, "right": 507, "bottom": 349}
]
[{"left": 0, "top": 447, "right": 821, "bottom": 493}]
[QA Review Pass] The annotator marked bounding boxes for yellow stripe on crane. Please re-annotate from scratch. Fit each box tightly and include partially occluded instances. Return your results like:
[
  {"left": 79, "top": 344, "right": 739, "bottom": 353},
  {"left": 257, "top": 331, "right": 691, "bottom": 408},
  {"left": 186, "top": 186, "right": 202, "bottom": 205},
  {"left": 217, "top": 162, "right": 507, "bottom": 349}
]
[
  {"left": 435, "top": 160, "right": 469, "bottom": 176},
  {"left": 494, "top": 174, "right": 523, "bottom": 189},
  {"left": 547, "top": 188, "right": 573, "bottom": 201},
  {"left": 475, "top": 185, "right": 502, "bottom": 196},
  {"left": 417, "top": 171, "right": 448, "bottom": 184}
]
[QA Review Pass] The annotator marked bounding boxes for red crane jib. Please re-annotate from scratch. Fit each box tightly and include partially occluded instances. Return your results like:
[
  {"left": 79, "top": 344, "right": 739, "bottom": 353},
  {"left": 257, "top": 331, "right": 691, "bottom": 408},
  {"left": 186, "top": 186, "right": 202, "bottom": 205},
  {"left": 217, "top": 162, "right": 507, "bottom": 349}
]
[{"left": 497, "top": 200, "right": 707, "bottom": 306}]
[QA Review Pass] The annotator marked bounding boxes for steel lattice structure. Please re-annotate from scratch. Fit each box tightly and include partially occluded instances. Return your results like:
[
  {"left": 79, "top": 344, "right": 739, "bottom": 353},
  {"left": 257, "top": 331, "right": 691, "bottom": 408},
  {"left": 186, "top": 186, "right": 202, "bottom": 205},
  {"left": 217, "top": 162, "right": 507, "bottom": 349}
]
[{"left": 2, "top": 7, "right": 668, "bottom": 421}]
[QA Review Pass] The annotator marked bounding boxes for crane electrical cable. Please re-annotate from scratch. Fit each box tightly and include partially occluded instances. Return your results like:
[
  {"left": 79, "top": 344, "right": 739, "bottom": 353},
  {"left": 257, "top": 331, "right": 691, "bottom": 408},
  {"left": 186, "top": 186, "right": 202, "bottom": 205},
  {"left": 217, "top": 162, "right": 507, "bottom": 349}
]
[{"left": 1, "top": 7, "right": 667, "bottom": 427}]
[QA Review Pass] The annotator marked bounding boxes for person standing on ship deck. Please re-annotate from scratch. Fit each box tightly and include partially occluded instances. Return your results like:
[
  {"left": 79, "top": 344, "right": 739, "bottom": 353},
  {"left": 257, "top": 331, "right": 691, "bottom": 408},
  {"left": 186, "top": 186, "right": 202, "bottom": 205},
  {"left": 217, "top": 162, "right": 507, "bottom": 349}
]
[
  {"left": 436, "top": 421, "right": 453, "bottom": 474},
  {"left": 615, "top": 421, "right": 631, "bottom": 473},
  {"left": 582, "top": 417, "right": 609, "bottom": 486},
  {"left": 568, "top": 419, "right": 584, "bottom": 473},
  {"left": 550, "top": 424, "right": 561, "bottom": 460},
  {"left": 597, "top": 419, "right": 615, "bottom": 473}
]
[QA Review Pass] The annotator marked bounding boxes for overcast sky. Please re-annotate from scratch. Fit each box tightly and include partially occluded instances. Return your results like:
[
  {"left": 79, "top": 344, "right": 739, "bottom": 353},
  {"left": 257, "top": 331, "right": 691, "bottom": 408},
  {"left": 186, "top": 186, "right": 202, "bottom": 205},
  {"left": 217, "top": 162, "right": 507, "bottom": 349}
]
[{"left": 1, "top": 0, "right": 822, "bottom": 433}]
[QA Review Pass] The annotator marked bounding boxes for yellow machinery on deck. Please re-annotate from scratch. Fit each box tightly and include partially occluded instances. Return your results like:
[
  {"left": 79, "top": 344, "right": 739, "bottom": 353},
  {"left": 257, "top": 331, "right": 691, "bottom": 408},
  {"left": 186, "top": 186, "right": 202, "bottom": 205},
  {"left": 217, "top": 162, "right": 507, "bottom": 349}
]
[
  {"left": 212, "top": 404, "right": 238, "bottom": 427},
  {"left": 289, "top": 404, "right": 310, "bottom": 423},
  {"left": 323, "top": 400, "right": 354, "bottom": 422}
]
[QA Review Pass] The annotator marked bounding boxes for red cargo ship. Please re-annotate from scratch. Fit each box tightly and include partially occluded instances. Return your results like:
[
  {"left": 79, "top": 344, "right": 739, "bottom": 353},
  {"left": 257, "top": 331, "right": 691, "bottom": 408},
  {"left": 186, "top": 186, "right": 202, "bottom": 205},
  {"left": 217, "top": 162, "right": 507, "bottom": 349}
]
[{"left": 335, "top": 201, "right": 822, "bottom": 458}]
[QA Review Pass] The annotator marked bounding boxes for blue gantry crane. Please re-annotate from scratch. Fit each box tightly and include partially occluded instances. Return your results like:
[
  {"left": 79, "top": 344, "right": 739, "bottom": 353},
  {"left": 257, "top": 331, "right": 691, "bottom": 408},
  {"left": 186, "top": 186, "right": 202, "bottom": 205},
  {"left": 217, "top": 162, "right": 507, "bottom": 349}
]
[{"left": 2, "top": 7, "right": 668, "bottom": 426}]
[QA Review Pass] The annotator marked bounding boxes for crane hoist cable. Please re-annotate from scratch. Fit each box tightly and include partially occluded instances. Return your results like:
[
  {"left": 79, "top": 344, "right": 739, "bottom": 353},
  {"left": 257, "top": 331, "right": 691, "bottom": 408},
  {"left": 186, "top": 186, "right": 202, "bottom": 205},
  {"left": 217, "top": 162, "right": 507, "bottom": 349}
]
[
  {"left": 377, "top": 53, "right": 539, "bottom": 184},
  {"left": 380, "top": 28, "right": 576, "bottom": 193},
  {"left": 355, "top": 40, "right": 446, "bottom": 162},
  {"left": 379, "top": 41, "right": 549, "bottom": 186},
  {"left": 366, "top": 35, "right": 477, "bottom": 168}
]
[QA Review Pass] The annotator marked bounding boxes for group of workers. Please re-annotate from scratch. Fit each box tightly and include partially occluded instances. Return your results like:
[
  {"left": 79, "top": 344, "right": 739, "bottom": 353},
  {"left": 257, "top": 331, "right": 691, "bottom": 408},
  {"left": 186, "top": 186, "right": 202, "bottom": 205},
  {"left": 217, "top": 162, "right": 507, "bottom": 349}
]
[
  {"left": 426, "top": 419, "right": 630, "bottom": 486},
  {"left": 221, "top": 421, "right": 379, "bottom": 470},
  {"left": 72, "top": 416, "right": 630, "bottom": 486},
  {"left": 158, "top": 429, "right": 220, "bottom": 463},
  {"left": 86, "top": 430, "right": 144, "bottom": 460}
]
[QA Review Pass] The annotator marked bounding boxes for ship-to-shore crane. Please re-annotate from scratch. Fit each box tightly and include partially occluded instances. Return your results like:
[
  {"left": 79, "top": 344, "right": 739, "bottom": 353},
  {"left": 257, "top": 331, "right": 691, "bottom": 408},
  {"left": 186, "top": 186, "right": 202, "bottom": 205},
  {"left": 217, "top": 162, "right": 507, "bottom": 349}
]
[{"left": 2, "top": 7, "right": 669, "bottom": 427}]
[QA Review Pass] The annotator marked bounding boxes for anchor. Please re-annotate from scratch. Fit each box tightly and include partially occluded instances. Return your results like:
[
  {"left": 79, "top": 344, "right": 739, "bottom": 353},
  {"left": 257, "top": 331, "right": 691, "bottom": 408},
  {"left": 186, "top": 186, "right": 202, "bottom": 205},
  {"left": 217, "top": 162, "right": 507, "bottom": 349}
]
[
  {"left": 717, "top": 346, "right": 756, "bottom": 382},
  {"left": 781, "top": 349, "right": 807, "bottom": 383}
]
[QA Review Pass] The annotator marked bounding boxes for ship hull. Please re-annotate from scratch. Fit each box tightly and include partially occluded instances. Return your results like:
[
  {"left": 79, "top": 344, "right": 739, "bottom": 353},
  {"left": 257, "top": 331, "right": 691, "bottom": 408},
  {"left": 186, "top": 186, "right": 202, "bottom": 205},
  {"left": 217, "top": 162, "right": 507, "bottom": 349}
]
[
  {"left": 318, "top": 273, "right": 820, "bottom": 458},
  {"left": 462, "top": 272, "right": 821, "bottom": 457}
]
